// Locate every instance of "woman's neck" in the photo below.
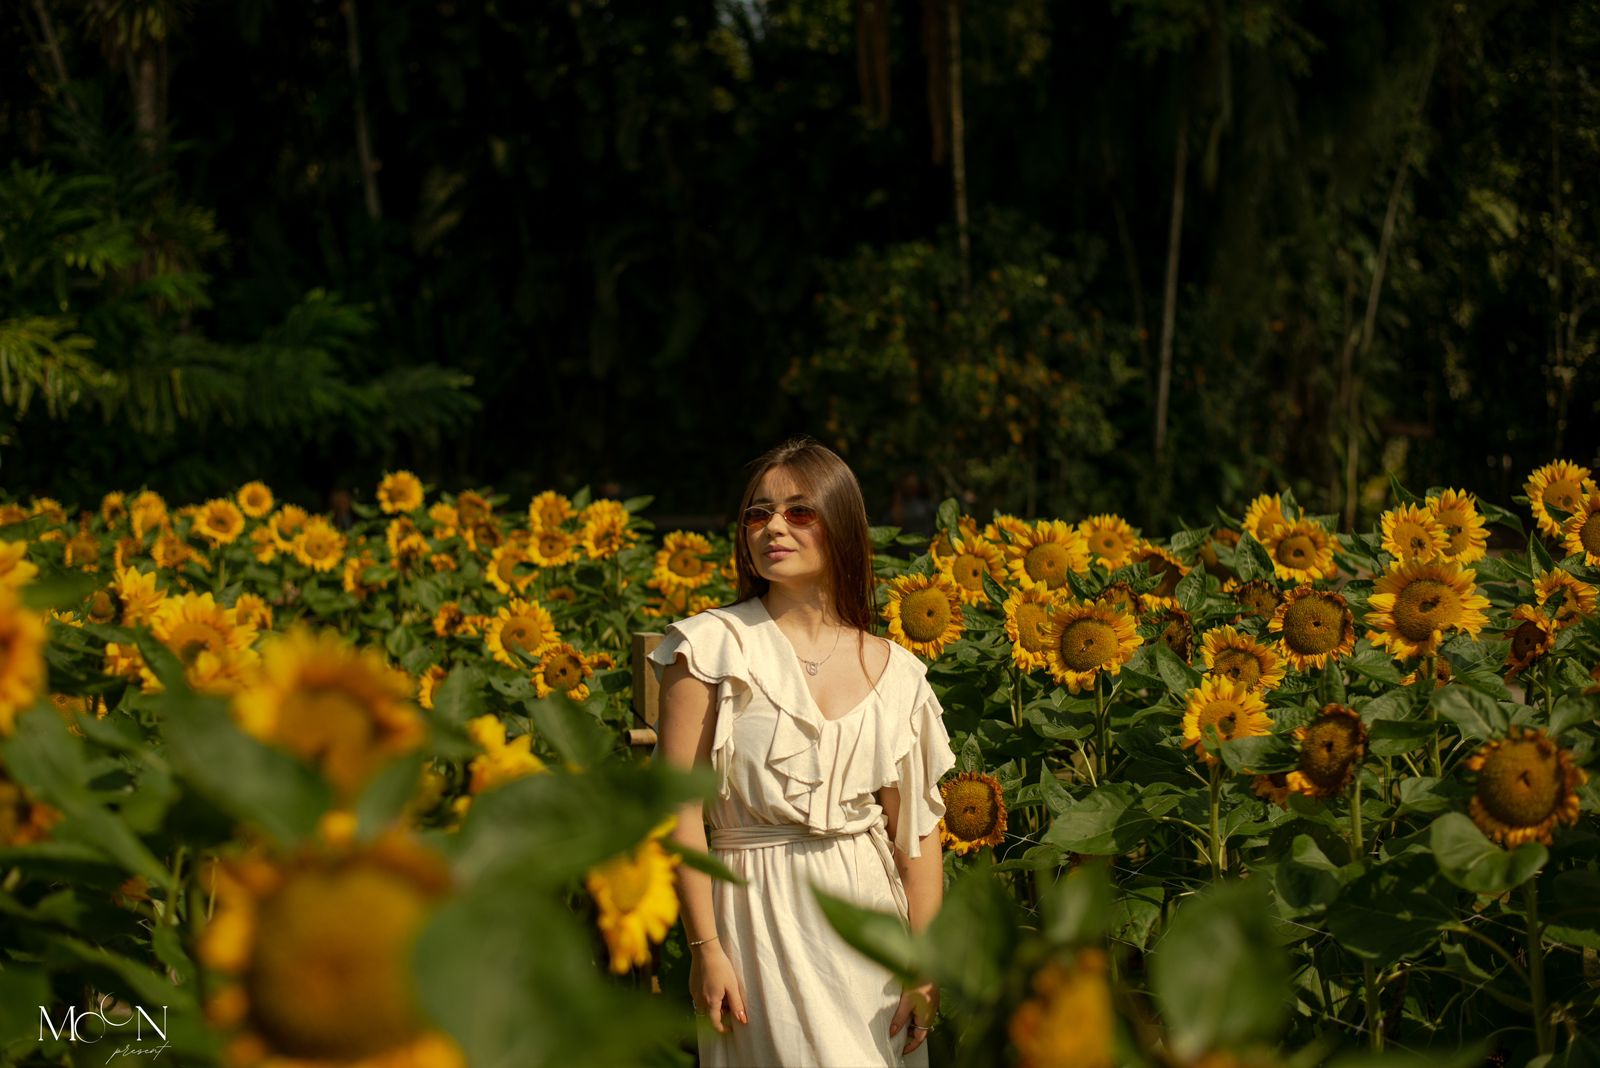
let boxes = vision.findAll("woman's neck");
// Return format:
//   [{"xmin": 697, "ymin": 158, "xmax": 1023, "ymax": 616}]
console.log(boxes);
[{"xmin": 761, "ymin": 582, "xmax": 847, "ymax": 643}]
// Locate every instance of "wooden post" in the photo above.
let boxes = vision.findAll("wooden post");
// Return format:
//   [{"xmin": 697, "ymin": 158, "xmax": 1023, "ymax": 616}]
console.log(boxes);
[{"xmin": 629, "ymin": 632, "xmax": 663, "ymax": 749}]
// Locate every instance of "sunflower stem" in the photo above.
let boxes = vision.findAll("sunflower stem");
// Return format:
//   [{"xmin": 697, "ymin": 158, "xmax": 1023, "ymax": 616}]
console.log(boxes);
[
  {"xmin": 1362, "ymin": 960, "xmax": 1384, "ymax": 1050},
  {"xmin": 1420, "ymin": 653, "xmax": 1441, "ymax": 778},
  {"xmin": 1207, "ymin": 761, "xmax": 1224, "ymax": 880},
  {"xmin": 1093, "ymin": 674, "xmax": 1108, "ymax": 782},
  {"xmin": 1525, "ymin": 877, "xmax": 1552, "ymax": 1055}
]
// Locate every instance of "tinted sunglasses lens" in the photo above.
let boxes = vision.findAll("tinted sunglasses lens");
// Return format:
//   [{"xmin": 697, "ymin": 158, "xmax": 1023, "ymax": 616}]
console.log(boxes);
[
  {"xmin": 787, "ymin": 506, "xmax": 819, "ymax": 527},
  {"xmin": 742, "ymin": 507, "xmax": 772, "ymax": 529}
]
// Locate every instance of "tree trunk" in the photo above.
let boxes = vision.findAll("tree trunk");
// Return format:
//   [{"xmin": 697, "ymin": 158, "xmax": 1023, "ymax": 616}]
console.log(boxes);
[
  {"xmin": 947, "ymin": 0, "xmax": 970, "ymax": 297},
  {"xmin": 342, "ymin": 0, "xmax": 383, "ymax": 222},
  {"xmin": 1153, "ymin": 112, "xmax": 1187, "ymax": 460}
]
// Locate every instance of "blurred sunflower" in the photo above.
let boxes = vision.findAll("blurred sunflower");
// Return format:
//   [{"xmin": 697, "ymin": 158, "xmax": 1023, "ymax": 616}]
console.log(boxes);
[
  {"xmin": 31, "ymin": 498, "xmax": 66, "ymax": 525},
  {"xmin": 454, "ymin": 490, "xmax": 492, "ymax": 527},
  {"xmin": 100, "ymin": 491, "xmax": 127, "ymax": 528},
  {"xmin": 1005, "ymin": 520, "xmax": 1090, "ymax": 593},
  {"xmin": 1095, "ymin": 581, "xmax": 1142, "ymax": 619},
  {"xmin": 1131, "ymin": 544, "xmax": 1189, "ymax": 601},
  {"xmin": 652, "ymin": 531, "xmax": 715, "ymax": 591},
  {"xmin": 1268, "ymin": 587, "xmax": 1354, "ymax": 672},
  {"xmin": 152, "ymin": 530, "xmax": 210, "ymax": 574},
  {"xmin": 463, "ymin": 714, "xmax": 547, "ymax": 794},
  {"xmin": 0, "ymin": 586, "xmax": 46, "ymax": 734},
  {"xmin": 103, "ymin": 641, "xmax": 146, "ymax": 686},
  {"xmin": 64, "ymin": 527, "xmax": 100, "ymax": 570},
  {"xmin": 1181, "ymin": 677, "xmax": 1272, "ymax": 764},
  {"xmin": 1466, "ymin": 727, "xmax": 1586, "ymax": 847},
  {"xmin": 426, "ymin": 502, "xmax": 459, "ymax": 538},
  {"xmin": 429, "ymin": 553, "xmax": 457, "ymax": 573},
  {"xmin": 1149, "ymin": 607, "xmax": 1195, "ymax": 663},
  {"xmin": 1044, "ymin": 601, "xmax": 1141, "ymax": 693},
  {"xmin": 883, "ymin": 572, "xmax": 966, "ymax": 659},
  {"xmin": 485, "ymin": 598, "xmax": 560, "ymax": 668},
  {"xmin": 1242, "ymin": 493, "xmax": 1291, "ymax": 543},
  {"xmin": 1428, "ymin": 489, "xmax": 1489, "ymax": 565},
  {"xmin": 233, "ymin": 626, "xmax": 424, "ymax": 800},
  {"xmin": 488, "ymin": 541, "xmax": 537, "ymax": 596},
  {"xmin": 587, "ymin": 824, "xmax": 682, "ymax": 976},
  {"xmin": 1286, "ymin": 704, "xmax": 1367, "ymax": 798},
  {"xmin": 0, "ymin": 542, "xmax": 39, "ymax": 590},
  {"xmin": 938, "ymin": 771, "xmax": 1007, "ymax": 854},
  {"xmin": 1003, "ymin": 585, "xmax": 1065, "ymax": 672},
  {"xmin": 237, "ymin": 481, "xmax": 275, "ymax": 519},
  {"xmin": 147, "ymin": 592, "xmax": 260, "ymax": 695},
  {"xmin": 1533, "ymin": 568, "xmax": 1597, "ymax": 629},
  {"xmin": 416, "ymin": 665, "xmax": 448, "ymax": 711},
  {"xmin": 533, "ymin": 642, "xmax": 598, "ymax": 701},
  {"xmin": 1561, "ymin": 492, "xmax": 1600, "ymax": 567},
  {"xmin": 197, "ymin": 832, "xmax": 463, "ymax": 1068},
  {"xmin": 0, "ymin": 504, "xmax": 25, "ymax": 526},
  {"xmin": 268, "ymin": 505, "xmax": 310, "ymax": 552},
  {"xmin": 580, "ymin": 501, "xmax": 635, "ymax": 560},
  {"xmin": 1399, "ymin": 656, "xmax": 1453, "ymax": 688},
  {"xmin": 377, "ymin": 471, "xmax": 425, "ymax": 514},
  {"xmin": 1503, "ymin": 605, "xmax": 1557, "ymax": 681},
  {"xmin": 129, "ymin": 491, "xmax": 168, "ymax": 538},
  {"xmin": 232, "ymin": 592, "xmax": 274, "ymax": 632},
  {"xmin": 1527, "ymin": 461, "xmax": 1597, "ymax": 540},
  {"xmin": 929, "ymin": 515, "xmax": 984, "ymax": 563},
  {"xmin": 1078, "ymin": 514, "xmax": 1140, "ymax": 570},
  {"xmin": 1364, "ymin": 558, "xmax": 1490, "ymax": 661},
  {"xmin": 982, "ymin": 513, "xmax": 1034, "ymax": 546},
  {"xmin": 195, "ymin": 499, "xmax": 247, "ymax": 547},
  {"xmin": 528, "ymin": 525, "xmax": 579, "ymax": 568},
  {"xmin": 1226, "ymin": 578, "xmax": 1282, "ymax": 621},
  {"xmin": 935, "ymin": 536, "xmax": 1007, "ymax": 606},
  {"xmin": 528, "ymin": 490, "xmax": 575, "ymax": 531},
  {"xmin": 1380, "ymin": 503, "xmax": 1448, "ymax": 562},
  {"xmin": 1252, "ymin": 772, "xmax": 1291, "ymax": 809},
  {"xmin": 113, "ymin": 535, "xmax": 145, "ymax": 570},
  {"xmin": 248, "ymin": 526, "xmax": 277, "ymax": 564},
  {"xmin": 294, "ymin": 518, "xmax": 347, "ymax": 573},
  {"xmin": 1008, "ymin": 949, "xmax": 1114, "ymax": 1068},
  {"xmin": 1199, "ymin": 625, "xmax": 1284, "ymax": 693},
  {"xmin": 0, "ymin": 766, "xmax": 61, "ymax": 846},
  {"xmin": 432, "ymin": 602, "xmax": 471, "ymax": 638},
  {"xmin": 112, "ymin": 566, "xmax": 165, "ymax": 626},
  {"xmin": 83, "ymin": 587, "xmax": 118, "ymax": 625},
  {"xmin": 384, "ymin": 517, "xmax": 422, "ymax": 560},
  {"xmin": 1262, "ymin": 518, "xmax": 1339, "ymax": 583}
]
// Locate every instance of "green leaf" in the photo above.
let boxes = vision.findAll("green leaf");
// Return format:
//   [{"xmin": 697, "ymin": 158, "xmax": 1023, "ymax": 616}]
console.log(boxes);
[
  {"xmin": 812, "ymin": 888, "xmax": 920, "ymax": 982},
  {"xmin": 923, "ymin": 862, "xmax": 1018, "ymax": 1003},
  {"xmin": 1550, "ymin": 693, "xmax": 1597, "ymax": 737},
  {"xmin": 981, "ymin": 569, "xmax": 1009, "ymax": 609},
  {"xmin": 20, "ymin": 569, "xmax": 99, "ymax": 611},
  {"xmin": 1367, "ymin": 719, "xmax": 1436, "ymax": 758},
  {"xmin": 132, "ymin": 627, "xmax": 186, "ymax": 692},
  {"xmin": 432, "ymin": 665, "xmax": 487, "ymax": 727},
  {"xmin": 1042, "ymin": 783, "xmax": 1155, "ymax": 854},
  {"xmin": 527, "ymin": 696, "xmax": 616, "ymax": 768},
  {"xmin": 0, "ymin": 966, "xmax": 52, "ymax": 1050},
  {"xmin": 659, "ymin": 838, "xmax": 746, "ymax": 885},
  {"xmin": 1324, "ymin": 853, "xmax": 1457, "ymax": 964},
  {"xmin": 355, "ymin": 752, "xmax": 428, "ymax": 839},
  {"xmin": 936, "ymin": 497, "xmax": 961, "ymax": 537},
  {"xmin": 1429, "ymin": 812, "xmax": 1547, "ymax": 894},
  {"xmin": 1274, "ymin": 835, "xmax": 1347, "ymax": 912},
  {"xmin": 1233, "ymin": 534, "xmax": 1275, "ymax": 583},
  {"xmin": 1431, "ymin": 684, "xmax": 1510, "ymax": 742},
  {"xmin": 1387, "ymin": 471, "xmax": 1420, "ymax": 506},
  {"xmin": 1174, "ymin": 567, "xmax": 1207, "ymax": 612},
  {"xmin": 1149, "ymin": 880, "xmax": 1291, "ymax": 1059},
  {"xmin": 1041, "ymin": 860, "xmax": 1112, "ymax": 945},
  {"xmin": 1218, "ymin": 734, "xmax": 1296, "ymax": 774},
  {"xmin": 1153, "ymin": 641, "xmax": 1201, "ymax": 695}
]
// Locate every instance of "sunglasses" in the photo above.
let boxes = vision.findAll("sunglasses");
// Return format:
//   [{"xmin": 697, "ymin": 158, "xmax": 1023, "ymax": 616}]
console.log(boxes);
[{"xmin": 741, "ymin": 504, "xmax": 821, "ymax": 530}]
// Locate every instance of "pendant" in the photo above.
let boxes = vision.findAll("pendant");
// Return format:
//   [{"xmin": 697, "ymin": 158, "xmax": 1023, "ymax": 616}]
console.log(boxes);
[{"xmin": 804, "ymin": 660, "xmax": 819, "ymax": 676}]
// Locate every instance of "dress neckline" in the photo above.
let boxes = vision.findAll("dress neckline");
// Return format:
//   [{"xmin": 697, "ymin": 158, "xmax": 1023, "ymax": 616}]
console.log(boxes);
[{"xmin": 752, "ymin": 596, "xmax": 895, "ymax": 725}]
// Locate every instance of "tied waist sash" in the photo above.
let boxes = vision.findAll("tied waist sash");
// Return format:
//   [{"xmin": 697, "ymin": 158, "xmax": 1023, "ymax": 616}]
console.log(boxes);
[{"xmin": 707, "ymin": 821, "xmax": 909, "ymax": 924}]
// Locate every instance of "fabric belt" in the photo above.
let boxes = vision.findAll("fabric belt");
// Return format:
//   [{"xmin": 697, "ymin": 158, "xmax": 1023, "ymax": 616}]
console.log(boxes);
[{"xmin": 707, "ymin": 822, "xmax": 909, "ymax": 924}]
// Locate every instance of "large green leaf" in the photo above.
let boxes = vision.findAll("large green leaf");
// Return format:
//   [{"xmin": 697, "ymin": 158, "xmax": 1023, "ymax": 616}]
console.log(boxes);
[
  {"xmin": 1429, "ymin": 812, "xmax": 1547, "ymax": 894},
  {"xmin": 811, "ymin": 888, "xmax": 921, "ymax": 983},
  {"xmin": 1042, "ymin": 783, "xmax": 1156, "ymax": 855}
]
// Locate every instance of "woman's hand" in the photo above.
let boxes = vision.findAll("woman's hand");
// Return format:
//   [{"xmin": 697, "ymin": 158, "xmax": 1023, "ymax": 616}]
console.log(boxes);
[
  {"xmin": 689, "ymin": 941, "xmax": 749, "ymax": 1035},
  {"xmin": 889, "ymin": 979, "xmax": 938, "ymax": 1056}
]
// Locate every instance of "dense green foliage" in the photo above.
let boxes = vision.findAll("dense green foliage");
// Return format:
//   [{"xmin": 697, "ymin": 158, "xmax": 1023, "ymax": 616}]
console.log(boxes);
[{"xmin": 2, "ymin": 0, "xmax": 1596, "ymax": 522}]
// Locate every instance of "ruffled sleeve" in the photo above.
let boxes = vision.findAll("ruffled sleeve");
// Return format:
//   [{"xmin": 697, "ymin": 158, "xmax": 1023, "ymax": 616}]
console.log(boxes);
[
  {"xmin": 886, "ymin": 673, "xmax": 958, "ymax": 859},
  {"xmin": 645, "ymin": 610, "xmax": 749, "ymax": 799}
]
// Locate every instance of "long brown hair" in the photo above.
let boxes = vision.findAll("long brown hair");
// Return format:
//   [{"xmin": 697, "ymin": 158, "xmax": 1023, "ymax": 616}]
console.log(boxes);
[{"xmin": 733, "ymin": 436, "xmax": 879, "ymax": 637}]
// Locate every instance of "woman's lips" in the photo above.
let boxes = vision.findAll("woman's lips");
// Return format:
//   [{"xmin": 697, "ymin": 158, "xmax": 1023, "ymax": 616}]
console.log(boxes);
[{"xmin": 764, "ymin": 548, "xmax": 795, "ymax": 559}]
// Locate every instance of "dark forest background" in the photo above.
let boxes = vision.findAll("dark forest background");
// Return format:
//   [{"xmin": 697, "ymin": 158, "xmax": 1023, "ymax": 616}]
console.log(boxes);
[{"xmin": 2, "ymin": 0, "xmax": 1596, "ymax": 531}]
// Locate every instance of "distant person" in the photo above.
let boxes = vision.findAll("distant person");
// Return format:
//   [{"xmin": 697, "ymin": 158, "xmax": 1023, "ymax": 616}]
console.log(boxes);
[
  {"xmin": 329, "ymin": 487, "xmax": 355, "ymax": 531},
  {"xmin": 886, "ymin": 471, "xmax": 935, "ymax": 536}
]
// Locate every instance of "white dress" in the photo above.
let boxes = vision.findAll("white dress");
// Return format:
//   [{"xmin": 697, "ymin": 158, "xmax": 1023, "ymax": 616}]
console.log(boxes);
[{"xmin": 647, "ymin": 596, "xmax": 958, "ymax": 1068}]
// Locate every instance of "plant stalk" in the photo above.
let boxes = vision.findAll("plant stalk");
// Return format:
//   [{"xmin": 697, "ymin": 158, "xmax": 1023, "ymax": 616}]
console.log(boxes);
[
  {"xmin": 1350, "ymin": 772, "xmax": 1364, "ymax": 861},
  {"xmin": 1207, "ymin": 760, "xmax": 1224, "ymax": 880},
  {"xmin": 1363, "ymin": 960, "xmax": 1384, "ymax": 1050},
  {"xmin": 1526, "ymin": 878, "xmax": 1552, "ymax": 1054}
]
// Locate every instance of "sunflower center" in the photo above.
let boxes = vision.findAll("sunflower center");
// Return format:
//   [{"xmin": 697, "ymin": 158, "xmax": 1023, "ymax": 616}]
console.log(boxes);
[
  {"xmin": 1543, "ymin": 479, "xmax": 1582, "ymax": 513},
  {"xmin": 544, "ymin": 653, "xmax": 582, "ymax": 688},
  {"xmin": 668, "ymin": 549, "xmax": 705, "ymax": 578},
  {"xmin": 1581, "ymin": 514, "xmax": 1600, "ymax": 555},
  {"xmin": 901, "ymin": 589, "xmax": 952, "ymax": 642},
  {"xmin": 1058, "ymin": 619, "xmax": 1116, "ymax": 672},
  {"xmin": 1282, "ymin": 595, "xmax": 1344, "ymax": 655},
  {"xmin": 952, "ymin": 554, "xmax": 985, "ymax": 592},
  {"xmin": 943, "ymin": 779, "xmax": 1000, "ymax": 842},
  {"xmin": 1212, "ymin": 648, "xmax": 1261, "ymax": 689},
  {"xmin": 502, "ymin": 618, "xmax": 547, "ymax": 655},
  {"xmin": 1394, "ymin": 522, "xmax": 1431, "ymax": 555},
  {"xmin": 278, "ymin": 685, "xmax": 382, "ymax": 789},
  {"xmin": 1276, "ymin": 535, "xmax": 1315, "ymax": 567},
  {"xmin": 1092, "ymin": 533, "xmax": 1124, "ymax": 558},
  {"xmin": 304, "ymin": 534, "xmax": 336, "ymax": 560},
  {"xmin": 1477, "ymin": 740, "xmax": 1562, "ymax": 827},
  {"xmin": 1238, "ymin": 581, "xmax": 1281, "ymax": 617},
  {"xmin": 1300, "ymin": 716, "xmax": 1362, "ymax": 787},
  {"xmin": 1392, "ymin": 579, "xmax": 1455, "ymax": 641},
  {"xmin": 1014, "ymin": 603, "xmax": 1050, "ymax": 651},
  {"xmin": 249, "ymin": 866, "xmax": 431, "ymax": 1060},
  {"xmin": 166, "ymin": 622, "xmax": 225, "ymax": 665},
  {"xmin": 1510, "ymin": 620, "xmax": 1550, "ymax": 661},
  {"xmin": 1197, "ymin": 701, "xmax": 1242, "ymax": 743},
  {"xmin": 1024, "ymin": 544, "xmax": 1071, "ymax": 587}
]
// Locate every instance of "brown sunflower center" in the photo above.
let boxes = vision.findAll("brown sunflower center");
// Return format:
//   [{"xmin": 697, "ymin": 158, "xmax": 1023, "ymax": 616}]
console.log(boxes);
[
  {"xmin": 1024, "ymin": 543, "xmax": 1071, "ymax": 588},
  {"xmin": 1581, "ymin": 514, "xmax": 1600, "ymax": 556},
  {"xmin": 207, "ymin": 512, "xmax": 233, "ymax": 533},
  {"xmin": 1091, "ymin": 533, "xmax": 1124, "ymax": 558},
  {"xmin": 1282, "ymin": 595, "xmax": 1345, "ymax": 655},
  {"xmin": 1058, "ymin": 618, "xmax": 1116, "ymax": 672},
  {"xmin": 1510, "ymin": 620, "xmax": 1551, "ymax": 662},
  {"xmin": 1476, "ymin": 740, "xmax": 1562, "ymax": 828},
  {"xmin": 502, "ymin": 618, "xmax": 547, "ymax": 655},
  {"xmin": 943, "ymin": 779, "xmax": 1001, "ymax": 842},
  {"xmin": 1237, "ymin": 581, "xmax": 1281, "ymax": 617},
  {"xmin": 303, "ymin": 534, "xmax": 337, "ymax": 560},
  {"xmin": 952, "ymin": 554, "xmax": 985, "ymax": 591},
  {"xmin": 1300, "ymin": 715, "xmax": 1363, "ymax": 788},
  {"xmin": 1212, "ymin": 648, "xmax": 1261, "ymax": 689},
  {"xmin": 166, "ymin": 622, "xmax": 225, "ymax": 664},
  {"xmin": 1543, "ymin": 479, "xmax": 1583, "ymax": 513},
  {"xmin": 1197, "ymin": 700, "xmax": 1242, "ymax": 742},
  {"xmin": 1014, "ymin": 602, "xmax": 1051, "ymax": 651},
  {"xmin": 901, "ymin": 588, "xmax": 953, "ymax": 642},
  {"xmin": 1393, "ymin": 521, "xmax": 1431, "ymax": 555},
  {"xmin": 1276, "ymin": 535, "xmax": 1316, "ymax": 567},
  {"xmin": 1392, "ymin": 579, "xmax": 1456, "ymax": 641},
  {"xmin": 544, "ymin": 653, "xmax": 582, "ymax": 688},
  {"xmin": 1159, "ymin": 618, "xmax": 1192, "ymax": 659},
  {"xmin": 249, "ymin": 866, "xmax": 431, "ymax": 1060}
]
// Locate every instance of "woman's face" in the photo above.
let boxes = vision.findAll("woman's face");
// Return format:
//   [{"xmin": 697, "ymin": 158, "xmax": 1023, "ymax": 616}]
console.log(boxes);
[{"xmin": 747, "ymin": 467, "xmax": 828, "ymax": 590}]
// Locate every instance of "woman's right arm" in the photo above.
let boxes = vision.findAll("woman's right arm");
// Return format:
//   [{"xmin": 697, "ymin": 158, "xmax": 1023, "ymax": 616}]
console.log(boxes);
[{"xmin": 656, "ymin": 656, "xmax": 749, "ymax": 1034}]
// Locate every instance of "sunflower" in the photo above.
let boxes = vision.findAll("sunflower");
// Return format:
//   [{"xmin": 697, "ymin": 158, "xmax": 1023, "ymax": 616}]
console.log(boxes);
[
  {"xmin": 485, "ymin": 598, "xmax": 560, "ymax": 668},
  {"xmin": 429, "ymin": 553, "xmax": 457, "ymax": 573},
  {"xmin": 424, "ymin": 502, "xmax": 458, "ymax": 536},
  {"xmin": 983, "ymin": 513, "xmax": 1035, "ymax": 546},
  {"xmin": 1199, "ymin": 527, "xmax": 1241, "ymax": 579},
  {"xmin": 936, "ymin": 536, "xmax": 1008, "ymax": 606},
  {"xmin": 454, "ymin": 490, "xmax": 492, "ymax": 527},
  {"xmin": 938, "ymin": 771, "xmax": 1007, "ymax": 854},
  {"xmin": 533, "ymin": 642, "xmax": 599, "ymax": 702},
  {"xmin": 1044, "ymin": 601, "xmax": 1142, "ymax": 694},
  {"xmin": 1268, "ymin": 587, "xmax": 1355, "ymax": 672},
  {"xmin": 464, "ymin": 714, "xmax": 548, "ymax": 793},
  {"xmin": 1008, "ymin": 949, "xmax": 1114, "ymax": 1068},
  {"xmin": 236, "ymin": 481, "xmax": 275, "ymax": 519},
  {"xmin": 1466, "ymin": 727, "xmax": 1587, "ymax": 847},
  {"xmin": 377, "ymin": 471, "xmax": 425, "ymax": 514},
  {"xmin": 1363, "ymin": 558, "xmax": 1491, "ymax": 661},
  {"xmin": 147, "ymin": 592, "xmax": 260, "ymax": 695},
  {"xmin": 1131, "ymin": 544, "xmax": 1189, "ymax": 600},
  {"xmin": 246, "ymin": 526, "xmax": 276, "ymax": 565},
  {"xmin": 1380, "ymin": 503, "xmax": 1449, "ymax": 562},
  {"xmin": 129, "ymin": 491, "xmax": 169, "ymax": 538},
  {"xmin": 0, "ymin": 504, "xmax": 26, "ymax": 527},
  {"xmin": 1399, "ymin": 656, "xmax": 1454, "ymax": 688},
  {"xmin": 103, "ymin": 641, "xmax": 146, "ymax": 686},
  {"xmin": 30, "ymin": 498, "xmax": 66, "ymax": 525},
  {"xmin": 294, "ymin": 518, "xmax": 347, "ymax": 573},
  {"xmin": 1252, "ymin": 772, "xmax": 1292, "ymax": 809},
  {"xmin": 268, "ymin": 505, "xmax": 310, "ymax": 551},
  {"xmin": 1003, "ymin": 584, "xmax": 1066, "ymax": 672},
  {"xmin": 0, "ymin": 542, "xmax": 39, "ymax": 590},
  {"xmin": 1181, "ymin": 677, "xmax": 1273, "ymax": 764},
  {"xmin": 197, "ymin": 831, "xmax": 463, "ymax": 1068},
  {"xmin": 463, "ymin": 520, "xmax": 503, "ymax": 556},
  {"xmin": 100, "ymin": 492, "xmax": 127, "ymax": 528},
  {"xmin": 83, "ymin": 587, "xmax": 118, "ymax": 625},
  {"xmin": 587, "ymin": 832, "xmax": 681, "ymax": 975},
  {"xmin": 185, "ymin": 501, "xmax": 242, "ymax": 549},
  {"xmin": 0, "ymin": 586, "xmax": 47, "ymax": 735},
  {"xmin": 651, "ymin": 531, "xmax": 715, "ymax": 591},
  {"xmin": 929, "ymin": 515, "xmax": 984, "ymax": 564},
  {"xmin": 112, "ymin": 566, "xmax": 165, "ymax": 626},
  {"xmin": 1533, "ymin": 568, "xmax": 1597, "ymax": 629},
  {"xmin": 1526, "ymin": 461, "xmax": 1597, "ymax": 540},
  {"xmin": 416, "ymin": 665, "xmax": 449, "ymax": 711},
  {"xmin": 1504, "ymin": 604, "xmax": 1557, "ymax": 680},
  {"xmin": 1149, "ymin": 607, "xmax": 1195, "ymax": 663},
  {"xmin": 1285, "ymin": 704, "xmax": 1367, "ymax": 798},
  {"xmin": 1227, "ymin": 578, "xmax": 1283, "ymax": 621},
  {"xmin": 1262, "ymin": 518, "xmax": 1340, "ymax": 583},
  {"xmin": 230, "ymin": 593, "xmax": 272, "ymax": 632},
  {"xmin": 432, "ymin": 602, "xmax": 472, "ymax": 638},
  {"xmin": 528, "ymin": 490, "xmax": 576, "ymax": 531},
  {"xmin": 152, "ymin": 530, "xmax": 210, "ymax": 574},
  {"xmin": 1005, "ymin": 520, "xmax": 1091, "ymax": 593},
  {"xmin": 1428, "ymin": 489, "xmax": 1489, "ymax": 565},
  {"xmin": 884, "ymin": 572, "xmax": 966, "ymax": 660},
  {"xmin": 1199, "ymin": 625, "xmax": 1285, "ymax": 693},
  {"xmin": 233, "ymin": 626, "xmax": 424, "ymax": 800},
  {"xmin": 1095, "ymin": 581, "xmax": 1142, "ymax": 619},
  {"xmin": 580, "ymin": 502, "xmax": 636, "ymax": 561},
  {"xmin": 1242, "ymin": 493, "xmax": 1291, "ymax": 543},
  {"xmin": 1079, "ymin": 514, "xmax": 1140, "ymax": 570},
  {"xmin": 1561, "ymin": 492, "xmax": 1600, "ymax": 567},
  {"xmin": 488, "ymin": 541, "xmax": 537, "ymax": 596},
  {"xmin": 0, "ymin": 767, "xmax": 62, "ymax": 846},
  {"xmin": 64, "ymin": 529, "xmax": 101, "ymax": 570}
]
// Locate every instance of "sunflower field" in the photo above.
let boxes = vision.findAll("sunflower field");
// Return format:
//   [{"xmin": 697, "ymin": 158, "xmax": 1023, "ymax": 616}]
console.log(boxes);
[{"xmin": 0, "ymin": 463, "xmax": 1597, "ymax": 1067}]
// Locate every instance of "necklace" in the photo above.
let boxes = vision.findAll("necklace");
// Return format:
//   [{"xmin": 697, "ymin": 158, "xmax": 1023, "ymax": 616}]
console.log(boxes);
[{"xmin": 795, "ymin": 625, "xmax": 843, "ymax": 676}]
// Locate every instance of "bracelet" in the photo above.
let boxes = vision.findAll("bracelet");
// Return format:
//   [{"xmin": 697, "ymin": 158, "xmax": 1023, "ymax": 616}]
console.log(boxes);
[{"xmin": 688, "ymin": 934, "xmax": 719, "ymax": 947}]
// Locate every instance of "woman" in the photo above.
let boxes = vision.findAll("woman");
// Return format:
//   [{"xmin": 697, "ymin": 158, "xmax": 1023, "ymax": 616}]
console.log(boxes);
[{"xmin": 648, "ymin": 436, "xmax": 957, "ymax": 1066}]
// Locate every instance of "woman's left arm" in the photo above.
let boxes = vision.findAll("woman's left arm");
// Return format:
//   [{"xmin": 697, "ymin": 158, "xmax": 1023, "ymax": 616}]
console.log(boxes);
[{"xmin": 878, "ymin": 784, "xmax": 942, "ymax": 1056}]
